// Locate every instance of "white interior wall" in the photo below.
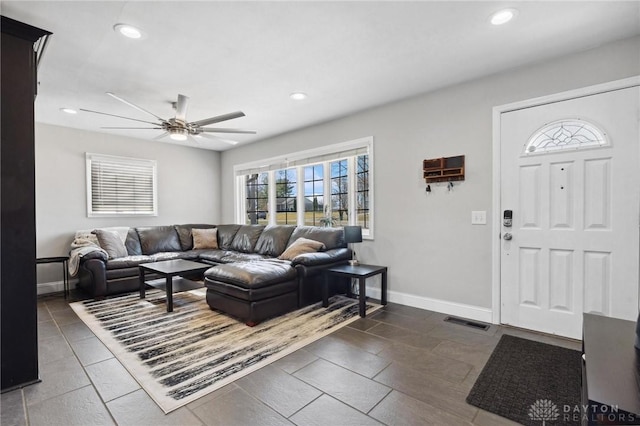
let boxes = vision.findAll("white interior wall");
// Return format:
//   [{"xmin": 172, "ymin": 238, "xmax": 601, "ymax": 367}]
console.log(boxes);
[
  {"xmin": 220, "ymin": 36, "xmax": 640, "ymax": 321},
  {"xmin": 35, "ymin": 124, "xmax": 221, "ymax": 292}
]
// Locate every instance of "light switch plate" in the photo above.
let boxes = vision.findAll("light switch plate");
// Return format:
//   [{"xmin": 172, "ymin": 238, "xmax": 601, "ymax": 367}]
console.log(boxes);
[{"xmin": 472, "ymin": 210, "xmax": 487, "ymax": 225}]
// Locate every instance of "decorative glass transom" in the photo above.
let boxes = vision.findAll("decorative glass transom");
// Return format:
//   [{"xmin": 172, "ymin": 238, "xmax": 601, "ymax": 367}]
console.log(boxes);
[{"xmin": 524, "ymin": 119, "xmax": 608, "ymax": 155}]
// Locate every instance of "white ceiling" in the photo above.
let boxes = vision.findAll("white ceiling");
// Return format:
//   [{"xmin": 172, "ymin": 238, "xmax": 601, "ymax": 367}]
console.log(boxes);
[{"xmin": 2, "ymin": 1, "xmax": 639, "ymax": 151}]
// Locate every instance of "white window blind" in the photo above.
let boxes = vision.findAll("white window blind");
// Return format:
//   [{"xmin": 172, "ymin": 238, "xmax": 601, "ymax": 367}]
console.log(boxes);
[{"xmin": 86, "ymin": 153, "xmax": 157, "ymax": 216}]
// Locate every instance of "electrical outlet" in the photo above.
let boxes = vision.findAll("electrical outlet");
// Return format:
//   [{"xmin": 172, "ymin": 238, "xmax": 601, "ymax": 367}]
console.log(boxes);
[{"xmin": 472, "ymin": 210, "xmax": 487, "ymax": 225}]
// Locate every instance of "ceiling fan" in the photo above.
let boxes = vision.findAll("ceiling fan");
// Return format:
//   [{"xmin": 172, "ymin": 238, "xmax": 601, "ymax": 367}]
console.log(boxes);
[{"xmin": 80, "ymin": 92, "xmax": 255, "ymax": 145}]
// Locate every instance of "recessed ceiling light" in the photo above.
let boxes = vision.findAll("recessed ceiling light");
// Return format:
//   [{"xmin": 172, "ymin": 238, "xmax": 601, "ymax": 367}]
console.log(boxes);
[
  {"xmin": 290, "ymin": 92, "xmax": 308, "ymax": 101},
  {"xmin": 490, "ymin": 9, "xmax": 517, "ymax": 25},
  {"xmin": 113, "ymin": 23, "xmax": 143, "ymax": 39},
  {"xmin": 60, "ymin": 108, "xmax": 77, "ymax": 114}
]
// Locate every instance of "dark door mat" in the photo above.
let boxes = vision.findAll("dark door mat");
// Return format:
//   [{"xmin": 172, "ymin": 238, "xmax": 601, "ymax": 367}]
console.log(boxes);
[{"xmin": 466, "ymin": 334, "xmax": 582, "ymax": 425}]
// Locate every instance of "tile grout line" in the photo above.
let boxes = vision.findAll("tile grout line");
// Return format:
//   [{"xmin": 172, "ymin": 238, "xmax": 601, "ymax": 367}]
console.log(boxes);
[
  {"xmin": 21, "ymin": 388, "xmax": 30, "ymax": 426},
  {"xmin": 51, "ymin": 297, "xmax": 121, "ymax": 426}
]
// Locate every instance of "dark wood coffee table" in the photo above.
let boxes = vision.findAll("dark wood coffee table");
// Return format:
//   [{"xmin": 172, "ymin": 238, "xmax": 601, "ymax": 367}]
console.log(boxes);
[
  {"xmin": 323, "ymin": 264, "xmax": 387, "ymax": 317},
  {"xmin": 139, "ymin": 259, "xmax": 211, "ymax": 312}
]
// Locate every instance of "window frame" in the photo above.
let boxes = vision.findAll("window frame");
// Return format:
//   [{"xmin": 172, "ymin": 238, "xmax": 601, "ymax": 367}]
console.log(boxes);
[
  {"xmin": 330, "ymin": 158, "xmax": 349, "ymax": 227},
  {"xmin": 86, "ymin": 153, "xmax": 158, "ymax": 218},
  {"xmin": 274, "ymin": 168, "xmax": 298, "ymax": 225},
  {"xmin": 234, "ymin": 137, "xmax": 374, "ymax": 239}
]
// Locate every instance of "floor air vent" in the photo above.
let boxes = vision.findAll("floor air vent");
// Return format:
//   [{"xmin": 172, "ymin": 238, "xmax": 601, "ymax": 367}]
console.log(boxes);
[{"xmin": 444, "ymin": 316, "xmax": 490, "ymax": 331}]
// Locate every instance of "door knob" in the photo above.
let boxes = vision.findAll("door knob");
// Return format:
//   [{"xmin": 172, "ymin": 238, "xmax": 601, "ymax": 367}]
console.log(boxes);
[{"xmin": 503, "ymin": 233, "xmax": 513, "ymax": 240}]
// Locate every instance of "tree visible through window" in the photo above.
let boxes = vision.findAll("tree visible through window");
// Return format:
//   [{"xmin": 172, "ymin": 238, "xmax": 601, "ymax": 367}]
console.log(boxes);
[
  {"xmin": 356, "ymin": 155, "xmax": 369, "ymax": 229},
  {"xmin": 304, "ymin": 165, "xmax": 324, "ymax": 226},
  {"xmin": 275, "ymin": 169, "xmax": 297, "ymax": 225},
  {"xmin": 331, "ymin": 160, "xmax": 348, "ymax": 227},
  {"xmin": 236, "ymin": 137, "xmax": 373, "ymax": 237},
  {"xmin": 246, "ymin": 172, "xmax": 268, "ymax": 224}
]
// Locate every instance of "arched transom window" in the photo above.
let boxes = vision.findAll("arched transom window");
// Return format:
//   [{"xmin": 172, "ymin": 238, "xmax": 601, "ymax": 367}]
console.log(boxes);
[{"xmin": 524, "ymin": 119, "xmax": 608, "ymax": 155}]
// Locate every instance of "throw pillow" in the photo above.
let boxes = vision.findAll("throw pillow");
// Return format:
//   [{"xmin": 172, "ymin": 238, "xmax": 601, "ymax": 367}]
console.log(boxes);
[
  {"xmin": 278, "ymin": 237, "xmax": 325, "ymax": 260},
  {"xmin": 193, "ymin": 228, "xmax": 219, "ymax": 250},
  {"xmin": 93, "ymin": 229, "xmax": 128, "ymax": 259}
]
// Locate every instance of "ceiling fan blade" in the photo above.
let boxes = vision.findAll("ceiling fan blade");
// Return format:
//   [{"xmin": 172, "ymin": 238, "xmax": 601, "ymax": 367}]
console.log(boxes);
[
  {"xmin": 197, "ymin": 133, "xmax": 239, "ymax": 145},
  {"xmin": 106, "ymin": 92, "xmax": 167, "ymax": 123},
  {"xmin": 153, "ymin": 132, "xmax": 169, "ymax": 140},
  {"xmin": 191, "ymin": 111, "xmax": 245, "ymax": 127},
  {"xmin": 200, "ymin": 127, "xmax": 256, "ymax": 134},
  {"xmin": 175, "ymin": 94, "xmax": 189, "ymax": 123},
  {"xmin": 80, "ymin": 108, "xmax": 162, "ymax": 126},
  {"xmin": 100, "ymin": 127, "xmax": 163, "ymax": 129}
]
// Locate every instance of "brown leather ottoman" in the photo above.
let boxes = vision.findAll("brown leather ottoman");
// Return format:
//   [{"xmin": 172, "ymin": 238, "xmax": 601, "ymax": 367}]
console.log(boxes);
[{"xmin": 204, "ymin": 259, "xmax": 298, "ymax": 326}]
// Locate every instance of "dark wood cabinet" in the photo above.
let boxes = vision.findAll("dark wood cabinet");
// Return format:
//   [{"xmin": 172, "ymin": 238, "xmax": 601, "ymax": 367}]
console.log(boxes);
[{"xmin": 1, "ymin": 16, "xmax": 51, "ymax": 391}]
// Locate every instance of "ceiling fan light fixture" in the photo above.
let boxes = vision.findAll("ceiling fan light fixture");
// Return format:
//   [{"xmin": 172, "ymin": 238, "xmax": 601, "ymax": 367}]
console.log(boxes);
[
  {"xmin": 114, "ymin": 23, "xmax": 143, "ymax": 39},
  {"xmin": 169, "ymin": 128, "xmax": 187, "ymax": 141},
  {"xmin": 490, "ymin": 9, "xmax": 517, "ymax": 25},
  {"xmin": 290, "ymin": 92, "xmax": 308, "ymax": 101}
]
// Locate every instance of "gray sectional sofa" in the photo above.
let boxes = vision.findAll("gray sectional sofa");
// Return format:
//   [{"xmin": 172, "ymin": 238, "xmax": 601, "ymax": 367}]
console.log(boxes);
[{"xmin": 75, "ymin": 224, "xmax": 352, "ymax": 324}]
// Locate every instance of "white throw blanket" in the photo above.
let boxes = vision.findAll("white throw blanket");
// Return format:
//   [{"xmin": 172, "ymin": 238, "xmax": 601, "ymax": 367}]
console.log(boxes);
[{"xmin": 68, "ymin": 237, "xmax": 108, "ymax": 277}]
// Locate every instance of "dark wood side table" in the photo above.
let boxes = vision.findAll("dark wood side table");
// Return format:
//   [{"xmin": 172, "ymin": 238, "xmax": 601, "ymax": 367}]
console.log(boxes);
[
  {"xmin": 36, "ymin": 256, "xmax": 70, "ymax": 298},
  {"xmin": 323, "ymin": 264, "xmax": 387, "ymax": 317},
  {"xmin": 139, "ymin": 259, "xmax": 211, "ymax": 312},
  {"xmin": 582, "ymin": 313, "xmax": 640, "ymax": 425}
]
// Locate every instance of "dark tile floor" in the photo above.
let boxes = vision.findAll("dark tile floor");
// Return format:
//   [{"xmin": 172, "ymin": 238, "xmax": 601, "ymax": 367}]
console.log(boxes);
[{"xmin": 1, "ymin": 291, "xmax": 581, "ymax": 426}]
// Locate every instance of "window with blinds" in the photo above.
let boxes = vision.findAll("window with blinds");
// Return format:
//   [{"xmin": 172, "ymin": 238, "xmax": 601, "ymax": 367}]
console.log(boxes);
[{"xmin": 86, "ymin": 153, "xmax": 157, "ymax": 216}]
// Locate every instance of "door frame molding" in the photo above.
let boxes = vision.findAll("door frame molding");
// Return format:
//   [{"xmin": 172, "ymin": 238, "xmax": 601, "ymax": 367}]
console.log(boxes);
[{"xmin": 491, "ymin": 76, "xmax": 640, "ymax": 324}]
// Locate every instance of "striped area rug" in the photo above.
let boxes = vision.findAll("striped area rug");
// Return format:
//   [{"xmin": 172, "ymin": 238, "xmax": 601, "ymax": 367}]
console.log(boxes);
[{"xmin": 70, "ymin": 289, "xmax": 381, "ymax": 413}]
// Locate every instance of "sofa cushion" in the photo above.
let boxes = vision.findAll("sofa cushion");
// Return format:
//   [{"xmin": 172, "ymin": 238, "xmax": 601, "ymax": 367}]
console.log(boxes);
[
  {"xmin": 174, "ymin": 224, "xmax": 216, "ymax": 250},
  {"xmin": 136, "ymin": 226, "xmax": 182, "ymax": 255},
  {"xmin": 229, "ymin": 225, "xmax": 265, "ymax": 253},
  {"xmin": 125, "ymin": 228, "xmax": 142, "ymax": 256},
  {"xmin": 177, "ymin": 250, "xmax": 204, "ymax": 261},
  {"xmin": 288, "ymin": 226, "xmax": 345, "ymax": 250},
  {"xmin": 150, "ymin": 252, "xmax": 194, "ymax": 262},
  {"xmin": 193, "ymin": 228, "xmax": 219, "ymax": 250},
  {"xmin": 206, "ymin": 278, "xmax": 297, "ymax": 302},
  {"xmin": 216, "ymin": 224, "xmax": 242, "ymax": 250},
  {"xmin": 94, "ymin": 229, "xmax": 128, "ymax": 259},
  {"xmin": 106, "ymin": 255, "xmax": 154, "ymax": 270},
  {"xmin": 196, "ymin": 249, "xmax": 230, "ymax": 263},
  {"xmin": 220, "ymin": 252, "xmax": 270, "ymax": 263},
  {"xmin": 204, "ymin": 259, "xmax": 296, "ymax": 289},
  {"xmin": 278, "ymin": 237, "xmax": 325, "ymax": 260},
  {"xmin": 254, "ymin": 225, "xmax": 296, "ymax": 257}
]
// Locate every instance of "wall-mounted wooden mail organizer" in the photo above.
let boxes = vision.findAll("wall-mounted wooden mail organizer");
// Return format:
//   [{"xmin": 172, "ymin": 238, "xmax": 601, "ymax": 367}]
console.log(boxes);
[{"xmin": 423, "ymin": 155, "xmax": 465, "ymax": 183}]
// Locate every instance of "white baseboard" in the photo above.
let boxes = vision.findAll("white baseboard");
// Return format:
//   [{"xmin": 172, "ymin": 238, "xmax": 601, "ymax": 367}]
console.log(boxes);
[
  {"xmin": 365, "ymin": 285, "xmax": 494, "ymax": 324},
  {"xmin": 38, "ymin": 279, "xmax": 493, "ymax": 323},
  {"xmin": 37, "ymin": 279, "xmax": 76, "ymax": 295}
]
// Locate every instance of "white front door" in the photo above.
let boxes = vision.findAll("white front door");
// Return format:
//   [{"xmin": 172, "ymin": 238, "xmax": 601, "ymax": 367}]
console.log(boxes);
[{"xmin": 500, "ymin": 86, "xmax": 639, "ymax": 339}]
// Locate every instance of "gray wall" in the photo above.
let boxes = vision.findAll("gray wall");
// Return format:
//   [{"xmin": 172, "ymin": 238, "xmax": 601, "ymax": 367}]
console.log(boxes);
[
  {"xmin": 35, "ymin": 124, "xmax": 221, "ymax": 291},
  {"xmin": 219, "ymin": 36, "xmax": 640, "ymax": 318}
]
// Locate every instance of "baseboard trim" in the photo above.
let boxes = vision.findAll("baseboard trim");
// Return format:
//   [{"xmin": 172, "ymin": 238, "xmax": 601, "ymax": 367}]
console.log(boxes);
[
  {"xmin": 37, "ymin": 279, "xmax": 76, "ymax": 295},
  {"xmin": 38, "ymin": 279, "xmax": 493, "ymax": 322},
  {"xmin": 365, "ymin": 286, "xmax": 494, "ymax": 323}
]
